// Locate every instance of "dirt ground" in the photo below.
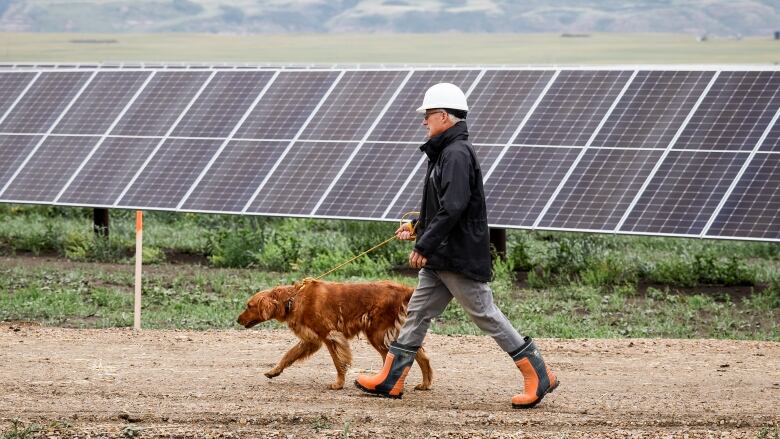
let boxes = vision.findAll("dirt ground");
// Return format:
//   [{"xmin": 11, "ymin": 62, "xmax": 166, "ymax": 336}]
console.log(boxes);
[{"xmin": 1, "ymin": 323, "xmax": 778, "ymax": 438}]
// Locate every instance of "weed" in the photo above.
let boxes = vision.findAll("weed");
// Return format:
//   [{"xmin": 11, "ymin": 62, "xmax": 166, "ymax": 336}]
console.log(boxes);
[
  {"xmin": 755, "ymin": 426, "xmax": 780, "ymax": 439},
  {"xmin": 340, "ymin": 420, "xmax": 351, "ymax": 439},
  {"xmin": 310, "ymin": 414, "xmax": 331, "ymax": 432},
  {"xmin": 0, "ymin": 419, "xmax": 40, "ymax": 439}
]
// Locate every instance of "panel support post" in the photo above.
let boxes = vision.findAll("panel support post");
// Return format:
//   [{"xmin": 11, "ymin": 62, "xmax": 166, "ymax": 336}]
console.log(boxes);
[
  {"xmin": 490, "ymin": 227, "xmax": 507, "ymax": 261},
  {"xmin": 133, "ymin": 211, "xmax": 143, "ymax": 331},
  {"xmin": 93, "ymin": 208, "xmax": 109, "ymax": 238}
]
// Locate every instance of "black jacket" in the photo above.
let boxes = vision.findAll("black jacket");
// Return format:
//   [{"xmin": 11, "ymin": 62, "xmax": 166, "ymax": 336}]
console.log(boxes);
[{"xmin": 413, "ymin": 121, "xmax": 492, "ymax": 282}]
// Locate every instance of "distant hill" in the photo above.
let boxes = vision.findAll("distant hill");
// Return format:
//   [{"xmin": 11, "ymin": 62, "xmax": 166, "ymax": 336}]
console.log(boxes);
[{"xmin": 1, "ymin": 0, "xmax": 779, "ymax": 36}]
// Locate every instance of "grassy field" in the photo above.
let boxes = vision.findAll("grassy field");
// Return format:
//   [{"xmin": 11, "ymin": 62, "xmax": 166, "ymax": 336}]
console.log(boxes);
[
  {"xmin": 0, "ymin": 206, "xmax": 778, "ymax": 340},
  {"xmin": 2, "ymin": 32, "xmax": 780, "ymax": 64}
]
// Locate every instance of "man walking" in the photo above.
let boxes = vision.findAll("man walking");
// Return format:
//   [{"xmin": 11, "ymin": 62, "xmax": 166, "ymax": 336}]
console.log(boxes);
[{"xmin": 355, "ymin": 83, "xmax": 559, "ymax": 408}]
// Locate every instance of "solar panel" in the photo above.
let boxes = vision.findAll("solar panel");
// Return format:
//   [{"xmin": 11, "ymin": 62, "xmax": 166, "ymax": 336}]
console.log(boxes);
[
  {"xmin": 0, "ymin": 66, "xmax": 778, "ymax": 242},
  {"xmin": 53, "ymin": 71, "xmax": 152, "ymax": 135},
  {"xmin": 314, "ymin": 141, "xmax": 424, "ymax": 218},
  {"xmin": 592, "ymin": 71, "xmax": 715, "ymax": 149},
  {"xmin": 111, "ymin": 71, "xmax": 211, "ymax": 136},
  {"xmin": 619, "ymin": 151, "xmax": 748, "ymax": 235},
  {"xmin": 673, "ymin": 71, "xmax": 780, "ymax": 151},
  {"xmin": 0, "ymin": 135, "xmax": 100, "ymax": 202},
  {"xmin": 466, "ymin": 70, "xmax": 555, "ymax": 144},
  {"xmin": 0, "ymin": 135, "xmax": 43, "ymax": 189},
  {"xmin": 513, "ymin": 71, "xmax": 633, "ymax": 146},
  {"xmin": 172, "ymin": 71, "xmax": 275, "ymax": 138},
  {"xmin": 0, "ymin": 72, "xmax": 93, "ymax": 133},
  {"xmin": 235, "ymin": 71, "xmax": 340, "ymax": 140},
  {"xmin": 707, "ymin": 153, "xmax": 780, "ymax": 239},
  {"xmin": 298, "ymin": 71, "xmax": 408, "ymax": 141},
  {"xmin": 485, "ymin": 147, "xmax": 581, "ymax": 227},
  {"xmin": 0, "ymin": 72, "xmax": 37, "ymax": 122},
  {"xmin": 57, "ymin": 137, "xmax": 162, "ymax": 206},
  {"xmin": 180, "ymin": 140, "xmax": 288, "ymax": 212},
  {"xmin": 117, "ymin": 138, "xmax": 224, "ymax": 209},
  {"xmin": 246, "ymin": 141, "xmax": 360, "ymax": 215},
  {"xmin": 537, "ymin": 148, "xmax": 665, "ymax": 230}
]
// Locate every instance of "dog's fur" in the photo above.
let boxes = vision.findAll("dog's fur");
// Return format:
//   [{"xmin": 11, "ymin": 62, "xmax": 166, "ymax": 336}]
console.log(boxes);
[{"xmin": 237, "ymin": 279, "xmax": 432, "ymax": 390}]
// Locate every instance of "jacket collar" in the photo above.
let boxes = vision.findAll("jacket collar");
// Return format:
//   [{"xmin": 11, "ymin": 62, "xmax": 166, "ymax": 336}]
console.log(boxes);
[{"xmin": 420, "ymin": 121, "xmax": 469, "ymax": 160}]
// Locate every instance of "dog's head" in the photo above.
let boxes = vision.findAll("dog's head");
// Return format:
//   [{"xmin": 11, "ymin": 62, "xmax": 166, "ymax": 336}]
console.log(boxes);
[{"xmin": 236, "ymin": 286, "xmax": 293, "ymax": 328}]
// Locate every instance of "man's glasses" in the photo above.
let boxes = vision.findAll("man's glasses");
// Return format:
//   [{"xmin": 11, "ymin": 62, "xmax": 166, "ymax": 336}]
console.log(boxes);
[{"xmin": 423, "ymin": 110, "xmax": 446, "ymax": 121}]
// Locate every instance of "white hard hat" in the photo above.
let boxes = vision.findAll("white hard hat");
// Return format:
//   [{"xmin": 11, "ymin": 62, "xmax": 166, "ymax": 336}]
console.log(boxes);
[{"xmin": 416, "ymin": 83, "xmax": 469, "ymax": 114}]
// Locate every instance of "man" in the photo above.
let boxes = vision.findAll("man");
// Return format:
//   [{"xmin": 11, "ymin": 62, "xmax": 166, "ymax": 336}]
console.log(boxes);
[{"xmin": 355, "ymin": 83, "xmax": 559, "ymax": 409}]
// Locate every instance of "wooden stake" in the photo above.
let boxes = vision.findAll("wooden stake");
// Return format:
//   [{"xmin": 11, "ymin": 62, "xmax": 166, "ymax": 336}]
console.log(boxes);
[{"xmin": 134, "ymin": 211, "xmax": 143, "ymax": 331}]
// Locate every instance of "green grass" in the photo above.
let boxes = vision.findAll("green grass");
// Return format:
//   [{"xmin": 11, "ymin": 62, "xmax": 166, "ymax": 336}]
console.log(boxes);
[
  {"xmin": 1, "ymin": 206, "xmax": 778, "ymax": 339},
  {"xmin": 2, "ymin": 32, "xmax": 780, "ymax": 64}
]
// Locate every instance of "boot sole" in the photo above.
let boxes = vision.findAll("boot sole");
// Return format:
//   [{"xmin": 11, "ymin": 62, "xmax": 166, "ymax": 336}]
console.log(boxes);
[
  {"xmin": 511, "ymin": 379, "xmax": 559, "ymax": 409},
  {"xmin": 354, "ymin": 380, "xmax": 403, "ymax": 399}
]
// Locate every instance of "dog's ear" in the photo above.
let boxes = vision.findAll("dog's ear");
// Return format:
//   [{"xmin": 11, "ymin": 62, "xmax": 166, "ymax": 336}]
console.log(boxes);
[{"xmin": 257, "ymin": 296, "xmax": 280, "ymax": 321}]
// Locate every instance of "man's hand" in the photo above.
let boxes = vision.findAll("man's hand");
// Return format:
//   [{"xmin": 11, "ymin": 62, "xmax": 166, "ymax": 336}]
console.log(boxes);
[
  {"xmin": 395, "ymin": 225, "xmax": 415, "ymax": 241},
  {"xmin": 409, "ymin": 250, "xmax": 427, "ymax": 269}
]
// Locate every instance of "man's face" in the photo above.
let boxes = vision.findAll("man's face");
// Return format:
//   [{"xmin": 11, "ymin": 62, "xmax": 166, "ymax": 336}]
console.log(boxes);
[{"xmin": 422, "ymin": 109, "xmax": 452, "ymax": 139}]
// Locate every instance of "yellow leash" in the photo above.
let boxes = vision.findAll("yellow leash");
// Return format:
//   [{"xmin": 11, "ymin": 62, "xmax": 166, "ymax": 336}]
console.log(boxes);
[{"xmin": 291, "ymin": 211, "xmax": 420, "ymax": 299}]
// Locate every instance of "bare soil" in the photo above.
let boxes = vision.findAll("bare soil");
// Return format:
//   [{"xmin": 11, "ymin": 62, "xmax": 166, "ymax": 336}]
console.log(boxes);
[{"xmin": 1, "ymin": 322, "xmax": 778, "ymax": 438}]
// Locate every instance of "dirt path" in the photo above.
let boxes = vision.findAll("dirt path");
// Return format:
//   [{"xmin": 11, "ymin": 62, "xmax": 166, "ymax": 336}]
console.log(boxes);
[{"xmin": 1, "ymin": 323, "xmax": 778, "ymax": 438}]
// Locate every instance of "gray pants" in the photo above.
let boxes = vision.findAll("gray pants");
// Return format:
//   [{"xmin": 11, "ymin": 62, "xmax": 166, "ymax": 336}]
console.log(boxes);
[{"xmin": 396, "ymin": 268, "xmax": 525, "ymax": 353}]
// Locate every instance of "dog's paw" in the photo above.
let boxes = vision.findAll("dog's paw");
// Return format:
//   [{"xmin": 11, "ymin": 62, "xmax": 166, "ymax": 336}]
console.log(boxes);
[
  {"xmin": 264, "ymin": 370, "xmax": 281, "ymax": 379},
  {"xmin": 329, "ymin": 383, "xmax": 344, "ymax": 390},
  {"xmin": 414, "ymin": 383, "xmax": 431, "ymax": 391}
]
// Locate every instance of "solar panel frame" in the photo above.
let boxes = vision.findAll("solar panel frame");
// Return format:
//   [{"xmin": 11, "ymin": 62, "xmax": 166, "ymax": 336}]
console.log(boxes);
[{"xmin": 0, "ymin": 66, "xmax": 779, "ymax": 242}]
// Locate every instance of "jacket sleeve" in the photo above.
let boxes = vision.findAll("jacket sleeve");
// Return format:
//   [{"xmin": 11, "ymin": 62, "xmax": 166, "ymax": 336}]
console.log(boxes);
[{"xmin": 414, "ymin": 148, "xmax": 472, "ymax": 257}]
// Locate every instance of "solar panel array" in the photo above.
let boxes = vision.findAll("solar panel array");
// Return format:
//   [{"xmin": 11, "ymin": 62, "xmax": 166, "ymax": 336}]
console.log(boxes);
[{"xmin": 0, "ymin": 66, "xmax": 778, "ymax": 242}]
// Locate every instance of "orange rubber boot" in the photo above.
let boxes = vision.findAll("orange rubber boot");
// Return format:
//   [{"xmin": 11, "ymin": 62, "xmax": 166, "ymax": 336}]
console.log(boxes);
[
  {"xmin": 355, "ymin": 342, "xmax": 417, "ymax": 399},
  {"xmin": 509, "ymin": 337, "xmax": 559, "ymax": 409}
]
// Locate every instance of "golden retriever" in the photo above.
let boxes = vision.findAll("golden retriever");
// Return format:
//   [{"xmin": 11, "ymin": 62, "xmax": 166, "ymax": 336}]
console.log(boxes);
[{"xmin": 237, "ymin": 279, "xmax": 432, "ymax": 390}]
